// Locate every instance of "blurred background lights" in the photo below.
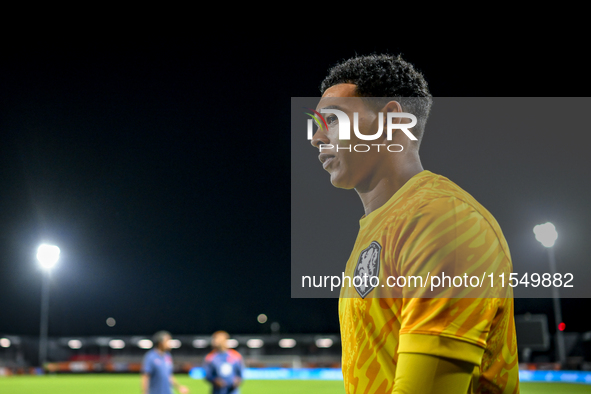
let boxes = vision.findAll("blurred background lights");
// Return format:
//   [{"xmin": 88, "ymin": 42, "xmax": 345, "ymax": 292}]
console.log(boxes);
[
  {"xmin": 0, "ymin": 338, "xmax": 11, "ymax": 348},
  {"xmin": 533, "ymin": 222, "xmax": 558, "ymax": 248},
  {"xmin": 109, "ymin": 339, "xmax": 125, "ymax": 349},
  {"xmin": 68, "ymin": 339, "xmax": 82, "ymax": 349},
  {"xmin": 226, "ymin": 339, "xmax": 239, "ymax": 348},
  {"xmin": 559, "ymin": 322, "xmax": 566, "ymax": 331},
  {"xmin": 315, "ymin": 338, "xmax": 333, "ymax": 348},
  {"xmin": 137, "ymin": 339, "xmax": 153, "ymax": 349},
  {"xmin": 37, "ymin": 244, "xmax": 60, "ymax": 269},
  {"xmin": 192, "ymin": 339, "xmax": 208, "ymax": 348},
  {"xmin": 106, "ymin": 317, "xmax": 116, "ymax": 327},
  {"xmin": 278, "ymin": 338, "xmax": 296, "ymax": 348},
  {"xmin": 246, "ymin": 339, "xmax": 264, "ymax": 348},
  {"xmin": 169, "ymin": 339, "xmax": 182, "ymax": 349},
  {"xmin": 257, "ymin": 314, "xmax": 267, "ymax": 323}
]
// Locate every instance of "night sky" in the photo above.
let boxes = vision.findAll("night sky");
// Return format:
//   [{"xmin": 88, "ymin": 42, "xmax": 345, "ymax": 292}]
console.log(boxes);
[{"xmin": 1, "ymin": 36, "xmax": 590, "ymax": 338}]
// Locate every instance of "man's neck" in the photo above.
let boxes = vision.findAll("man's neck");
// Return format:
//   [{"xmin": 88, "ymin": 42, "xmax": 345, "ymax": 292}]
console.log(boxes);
[{"xmin": 356, "ymin": 154, "xmax": 423, "ymax": 216}]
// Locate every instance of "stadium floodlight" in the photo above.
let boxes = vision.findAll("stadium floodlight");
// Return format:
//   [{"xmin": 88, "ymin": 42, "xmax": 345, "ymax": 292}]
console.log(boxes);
[
  {"xmin": 278, "ymin": 338, "xmax": 296, "ymax": 348},
  {"xmin": 109, "ymin": 339, "xmax": 125, "ymax": 349},
  {"xmin": 138, "ymin": 339, "xmax": 153, "ymax": 349},
  {"xmin": 226, "ymin": 339, "xmax": 239, "ymax": 348},
  {"xmin": 246, "ymin": 339, "xmax": 264, "ymax": 349},
  {"xmin": 533, "ymin": 222, "xmax": 558, "ymax": 248},
  {"xmin": 169, "ymin": 339, "xmax": 182, "ymax": 349},
  {"xmin": 0, "ymin": 338, "xmax": 11, "ymax": 348},
  {"xmin": 68, "ymin": 339, "xmax": 82, "ymax": 349},
  {"xmin": 37, "ymin": 244, "xmax": 60, "ymax": 367},
  {"xmin": 37, "ymin": 244, "xmax": 60, "ymax": 270},
  {"xmin": 533, "ymin": 222, "xmax": 566, "ymax": 365},
  {"xmin": 315, "ymin": 338, "xmax": 333, "ymax": 348},
  {"xmin": 192, "ymin": 339, "xmax": 208, "ymax": 348}
]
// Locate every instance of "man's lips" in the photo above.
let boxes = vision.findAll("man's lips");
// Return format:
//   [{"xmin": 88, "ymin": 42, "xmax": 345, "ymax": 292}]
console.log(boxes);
[{"xmin": 319, "ymin": 153, "xmax": 335, "ymax": 169}]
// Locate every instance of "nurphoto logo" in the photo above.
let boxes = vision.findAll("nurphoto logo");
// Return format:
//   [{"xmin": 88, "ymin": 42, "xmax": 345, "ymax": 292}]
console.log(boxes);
[{"xmin": 304, "ymin": 107, "xmax": 418, "ymax": 153}]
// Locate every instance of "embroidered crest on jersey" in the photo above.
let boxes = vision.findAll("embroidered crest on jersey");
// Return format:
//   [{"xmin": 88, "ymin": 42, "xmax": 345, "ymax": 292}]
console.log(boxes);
[{"xmin": 353, "ymin": 241, "xmax": 381, "ymax": 298}]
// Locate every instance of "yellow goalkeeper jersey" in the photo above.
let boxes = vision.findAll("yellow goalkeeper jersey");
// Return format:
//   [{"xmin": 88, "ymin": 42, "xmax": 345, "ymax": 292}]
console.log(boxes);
[{"xmin": 338, "ymin": 170, "xmax": 519, "ymax": 394}]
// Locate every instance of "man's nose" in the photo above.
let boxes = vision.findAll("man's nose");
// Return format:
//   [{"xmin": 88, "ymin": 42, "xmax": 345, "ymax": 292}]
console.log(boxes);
[{"xmin": 311, "ymin": 129, "xmax": 330, "ymax": 149}]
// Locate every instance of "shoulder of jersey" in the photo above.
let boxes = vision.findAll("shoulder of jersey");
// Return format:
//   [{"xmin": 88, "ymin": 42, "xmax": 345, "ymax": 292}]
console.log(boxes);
[
  {"xmin": 205, "ymin": 351, "xmax": 216, "ymax": 362},
  {"xmin": 227, "ymin": 349, "xmax": 242, "ymax": 362}
]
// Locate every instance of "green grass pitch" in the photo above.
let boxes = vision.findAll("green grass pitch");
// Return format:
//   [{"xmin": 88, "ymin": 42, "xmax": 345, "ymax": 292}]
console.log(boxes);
[{"xmin": 1, "ymin": 374, "xmax": 590, "ymax": 393}]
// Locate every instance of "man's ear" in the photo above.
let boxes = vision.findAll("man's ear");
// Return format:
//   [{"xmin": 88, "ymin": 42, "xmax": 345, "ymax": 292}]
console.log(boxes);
[{"xmin": 382, "ymin": 100, "xmax": 403, "ymax": 126}]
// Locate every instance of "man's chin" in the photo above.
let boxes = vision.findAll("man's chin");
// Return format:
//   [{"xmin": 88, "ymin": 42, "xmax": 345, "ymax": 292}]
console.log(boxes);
[{"xmin": 329, "ymin": 174, "xmax": 354, "ymax": 190}]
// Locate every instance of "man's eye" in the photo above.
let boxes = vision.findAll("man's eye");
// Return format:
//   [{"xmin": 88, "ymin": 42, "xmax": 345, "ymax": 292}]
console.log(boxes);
[{"xmin": 326, "ymin": 115, "xmax": 338, "ymax": 125}]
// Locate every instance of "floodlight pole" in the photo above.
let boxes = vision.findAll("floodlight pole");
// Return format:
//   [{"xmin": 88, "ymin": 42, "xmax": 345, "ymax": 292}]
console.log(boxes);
[
  {"xmin": 39, "ymin": 270, "xmax": 50, "ymax": 367},
  {"xmin": 37, "ymin": 244, "xmax": 59, "ymax": 368},
  {"xmin": 547, "ymin": 246, "xmax": 566, "ymax": 365}
]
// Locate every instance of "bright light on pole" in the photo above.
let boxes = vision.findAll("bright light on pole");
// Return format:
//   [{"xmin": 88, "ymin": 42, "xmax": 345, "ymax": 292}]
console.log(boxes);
[
  {"xmin": 37, "ymin": 244, "xmax": 60, "ymax": 368},
  {"xmin": 533, "ymin": 223, "xmax": 566, "ymax": 365},
  {"xmin": 533, "ymin": 223, "xmax": 558, "ymax": 248}
]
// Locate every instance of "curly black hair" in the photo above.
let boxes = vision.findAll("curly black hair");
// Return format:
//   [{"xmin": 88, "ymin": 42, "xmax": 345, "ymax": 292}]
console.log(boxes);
[{"xmin": 320, "ymin": 54, "xmax": 432, "ymax": 143}]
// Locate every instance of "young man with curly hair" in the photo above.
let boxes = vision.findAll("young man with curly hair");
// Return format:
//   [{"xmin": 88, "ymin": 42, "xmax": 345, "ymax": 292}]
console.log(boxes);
[{"xmin": 311, "ymin": 54, "xmax": 519, "ymax": 393}]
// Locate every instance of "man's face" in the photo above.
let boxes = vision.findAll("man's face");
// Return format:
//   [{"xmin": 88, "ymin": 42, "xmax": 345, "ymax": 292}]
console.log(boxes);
[
  {"xmin": 312, "ymin": 84, "xmax": 387, "ymax": 191},
  {"xmin": 211, "ymin": 333, "xmax": 228, "ymax": 349},
  {"xmin": 160, "ymin": 334, "xmax": 172, "ymax": 351}
]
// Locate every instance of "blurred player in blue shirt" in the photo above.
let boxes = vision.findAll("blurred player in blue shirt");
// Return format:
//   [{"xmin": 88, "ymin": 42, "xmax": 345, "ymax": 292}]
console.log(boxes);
[
  {"xmin": 141, "ymin": 331, "xmax": 189, "ymax": 394},
  {"xmin": 203, "ymin": 331, "xmax": 244, "ymax": 394}
]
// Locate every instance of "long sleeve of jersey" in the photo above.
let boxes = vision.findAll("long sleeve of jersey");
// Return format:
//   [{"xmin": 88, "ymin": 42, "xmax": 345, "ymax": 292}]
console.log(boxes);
[{"xmin": 393, "ymin": 353, "xmax": 474, "ymax": 394}]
